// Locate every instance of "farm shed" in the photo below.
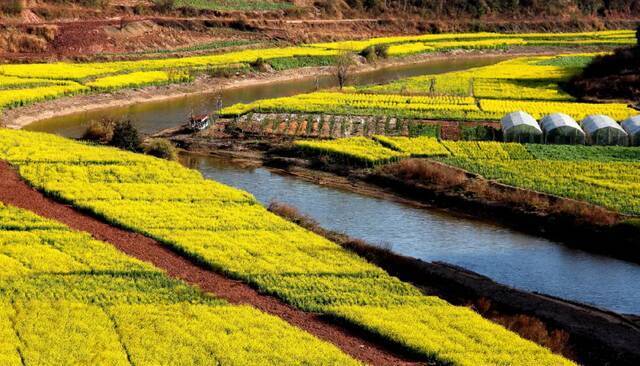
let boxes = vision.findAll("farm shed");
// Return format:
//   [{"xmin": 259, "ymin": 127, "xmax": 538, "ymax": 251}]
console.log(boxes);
[
  {"xmin": 501, "ymin": 111, "xmax": 542, "ymax": 143},
  {"xmin": 581, "ymin": 115, "xmax": 628, "ymax": 146},
  {"xmin": 621, "ymin": 115, "xmax": 640, "ymax": 146},
  {"xmin": 540, "ymin": 113, "xmax": 585, "ymax": 145}
]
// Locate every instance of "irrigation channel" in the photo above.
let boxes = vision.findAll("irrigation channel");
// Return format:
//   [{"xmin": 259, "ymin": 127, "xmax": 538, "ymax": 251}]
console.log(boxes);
[{"xmin": 27, "ymin": 56, "xmax": 640, "ymax": 315}]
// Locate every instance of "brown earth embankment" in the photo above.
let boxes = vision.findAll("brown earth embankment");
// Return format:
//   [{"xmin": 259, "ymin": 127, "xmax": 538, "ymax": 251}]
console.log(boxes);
[
  {"xmin": 267, "ymin": 201, "xmax": 640, "ymax": 366},
  {"xmin": 0, "ymin": 160, "xmax": 425, "ymax": 366}
]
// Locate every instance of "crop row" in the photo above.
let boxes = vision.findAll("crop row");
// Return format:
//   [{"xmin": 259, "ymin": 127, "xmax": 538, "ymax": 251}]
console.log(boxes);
[
  {"xmin": 220, "ymin": 90, "xmax": 634, "ymax": 122},
  {"xmin": 220, "ymin": 91, "xmax": 483, "ymax": 117},
  {"xmin": 85, "ymin": 70, "xmax": 193, "ymax": 91},
  {"xmin": 223, "ymin": 54, "xmax": 637, "ymax": 122},
  {"xmin": 387, "ymin": 38, "xmax": 528, "ymax": 56},
  {"xmin": 0, "ymin": 201, "xmax": 357, "ymax": 365},
  {"xmin": 373, "ymin": 135, "xmax": 451, "ymax": 157},
  {"xmin": 296, "ymin": 136, "xmax": 409, "ymax": 166},
  {"xmin": 0, "ymin": 32, "xmax": 631, "ymax": 114},
  {"xmin": 0, "ymin": 129, "xmax": 573, "ymax": 366},
  {"xmin": 443, "ymin": 157, "xmax": 640, "ymax": 215},
  {"xmin": 309, "ymin": 30, "xmax": 635, "ymax": 52},
  {"xmin": 365, "ymin": 55, "xmax": 595, "ymax": 95},
  {"xmin": 293, "ymin": 135, "xmax": 640, "ymax": 214},
  {"xmin": 0, "ymin": 83, "xmax": 88, "ymax": 110},
  {"xmin": 0, "ymin": 47, "xmax": 341, "ymax": 81}
]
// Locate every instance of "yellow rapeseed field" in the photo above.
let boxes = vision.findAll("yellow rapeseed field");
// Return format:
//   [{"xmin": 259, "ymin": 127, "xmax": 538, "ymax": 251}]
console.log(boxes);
[{"xmin": 0, "ymin": 129, "xmax": 575, "ymax": 365}]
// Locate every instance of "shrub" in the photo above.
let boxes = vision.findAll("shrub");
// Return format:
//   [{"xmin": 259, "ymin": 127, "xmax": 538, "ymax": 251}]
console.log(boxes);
[
  {"xmin": 360, "ymin": 46, "xmax": 378, "ymax": 62},
  {"xmin": 0, "ymin": 0, "xmax": 23, "ymax": 15},
  {"xmin": 359, "ymin": 44, "xmax": 389, "ymax": 62},
  {"xmin": 153, "ymin": 0, "xmax": 175, "ymax": 13},
  {"xmin": 110, "ymin": 120, "xmax": 141, "ymax": 152},
  {"xmin": 381, "ymin": 159, "xmax": 467, "ymax": 187},
  {"xmin": 375, "ymin": 44, "xmax": 389, "ymax": 59},
  {"xmin": 143, "ymin": 138, "xmax": 178, "ymax": 161},
  {"xmin": 82, "ymin": 118, "xmax": 115, "ymax": 143},
  {"xmin": 250, "ymin": 57, "xmax": 268, "ymax": 71}
]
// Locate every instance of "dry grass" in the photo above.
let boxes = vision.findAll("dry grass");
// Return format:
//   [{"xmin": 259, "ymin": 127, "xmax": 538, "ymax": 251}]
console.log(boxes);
[
  {"xmin": 82, "ymin": 119, "xmax": 115, "ymax": 144},
  {"xmin": 467, "ymin": 179, "xmax": 618, "ymax": 225},
  {"xmin": 381, "ymin": 159, "xmax": 618, "ymax": 226},
  {"xmin": 472, "ymin": 298, "xmax": 574, "ymax": 359},
  {"xmin": 268, "ymin": 201, "xmax": 323, "ymax": 233},
  {"xmin": 0, "ymin": 29, "xmax": 48, "ymax": 53},
  {"xmin": 380, "ymin": 159, "xmax": 467, "ymax": 188}
]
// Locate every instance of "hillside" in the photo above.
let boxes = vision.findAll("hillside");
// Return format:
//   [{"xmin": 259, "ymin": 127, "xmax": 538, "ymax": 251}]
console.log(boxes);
[{"xmin": 1, "ymin": 0, "xmax": 639, "ymax": 61}]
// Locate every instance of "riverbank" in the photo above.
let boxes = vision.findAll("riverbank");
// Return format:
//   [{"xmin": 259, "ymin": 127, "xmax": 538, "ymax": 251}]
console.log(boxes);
[
  {"xmin": 165, "ymin": 133, "xmax": 640, "ymax": 265},
  {"xmin": 267, "ymin": 201, "xmax": 640, "ymax": 366},
  {"xmin": 2, "ymin": 46, "xmax": 608, "ymax": 130}
]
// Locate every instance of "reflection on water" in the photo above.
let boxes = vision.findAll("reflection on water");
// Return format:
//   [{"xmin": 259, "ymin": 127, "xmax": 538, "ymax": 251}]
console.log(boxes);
[
  {"xmin": 26, "ymin": 56, "xmax": 507, "ymax": 138},
  {"xmin": 184, "ymin": 154, "xmax": 640, "ymax": 315}
]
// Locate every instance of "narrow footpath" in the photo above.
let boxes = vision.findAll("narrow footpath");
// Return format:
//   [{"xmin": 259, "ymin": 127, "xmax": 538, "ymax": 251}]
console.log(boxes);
[{"xmin": 0, "ymin": 160, "xmax": 426, "ymax": 366}]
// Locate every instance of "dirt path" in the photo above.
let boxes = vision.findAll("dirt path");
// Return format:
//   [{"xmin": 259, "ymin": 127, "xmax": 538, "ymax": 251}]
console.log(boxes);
[{"xmin": 0, "ymin": 160, "xmax": 425, "ymax": 366}]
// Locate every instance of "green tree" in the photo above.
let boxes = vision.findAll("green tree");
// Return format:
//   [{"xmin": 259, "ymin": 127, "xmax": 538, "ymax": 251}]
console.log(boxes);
[{"xmin": 110, "ymin": 120, "xmax": 141, "ymax": 152}]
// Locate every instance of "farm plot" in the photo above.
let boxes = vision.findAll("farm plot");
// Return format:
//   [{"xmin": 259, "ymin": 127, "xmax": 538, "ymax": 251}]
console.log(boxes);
[
  {"xmin": 0, "ymin": 203, "xmax": 358, "ymax": 365},
  {"xmin": 440, "ymin": 143, "xmax": 640, "ymax": 215},
  {"xmin": 309, "ymin": 30, "xmax": 635, "ymax": 54},
  {"xmin": 222, "ymin": 54, "xmax": 637, "ymax": 122},
  {"xmin": 0, "ymin": 31, "xmax": 634, "ymax": 114},
  {"xmin": 291, "ymin": 135, "xmax": 640, "ymax": 215},
  {"xmin": 0, "ymin": 129, "xmax": 574, "ymax": 366}
]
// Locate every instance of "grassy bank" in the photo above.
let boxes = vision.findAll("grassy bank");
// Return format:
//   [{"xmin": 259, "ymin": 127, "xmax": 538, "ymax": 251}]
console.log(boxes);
[{"xmin": 289, "ymin": 135, "xmax": 640, "ymax": 216}]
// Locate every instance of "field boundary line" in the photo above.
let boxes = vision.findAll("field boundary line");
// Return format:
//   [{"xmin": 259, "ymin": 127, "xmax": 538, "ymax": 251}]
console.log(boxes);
[{"xmin": 0, "ymin": 160, "xmax": 423, "ymax": 366}]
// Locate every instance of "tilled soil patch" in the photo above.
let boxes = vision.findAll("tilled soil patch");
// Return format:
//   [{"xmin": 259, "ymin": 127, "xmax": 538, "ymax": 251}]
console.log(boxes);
[{"xmin": 0, "ymin": 160, "xmax": 425, "ymax": 366}]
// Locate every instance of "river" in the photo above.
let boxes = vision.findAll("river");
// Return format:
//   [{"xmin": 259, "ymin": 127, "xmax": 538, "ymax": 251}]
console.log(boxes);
[{"xmin": 25, "ymin": 56, "xmax": 640, "ymax": 314}]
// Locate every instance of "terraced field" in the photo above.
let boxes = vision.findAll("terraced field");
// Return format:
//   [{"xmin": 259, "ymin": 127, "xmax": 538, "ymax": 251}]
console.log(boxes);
[
  {"xmin": 220, "ymin": 54, "xmax": 638, "ymax": 122},
  {"xmin": 0, "ymin": 129, "xmax": 574, "ymax": 366},
  {"xmin": 293, "ymin": 135, "xmax": 640, "ymax": 215}
]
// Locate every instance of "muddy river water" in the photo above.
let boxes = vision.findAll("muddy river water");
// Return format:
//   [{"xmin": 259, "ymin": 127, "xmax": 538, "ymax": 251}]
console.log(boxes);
[{"xmin": 26, "ymin": 56, "xmax": 640, "ymax": 314}]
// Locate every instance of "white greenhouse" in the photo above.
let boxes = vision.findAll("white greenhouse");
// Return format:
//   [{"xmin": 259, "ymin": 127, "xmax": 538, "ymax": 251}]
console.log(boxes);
[
  {"xmin": 540, "ymin": 113, "xmax": 586, "ymax": 145},
  {"xmin": 581, "ymin": 115, "xmax": 628, "ymax": 146},
  {"xmin": 621, "ymin": 115, "xmax": 640, "ymax": 146},
  {"xmin": 501, "ymin": 111, "xmax": 542, "ymax": 143}
]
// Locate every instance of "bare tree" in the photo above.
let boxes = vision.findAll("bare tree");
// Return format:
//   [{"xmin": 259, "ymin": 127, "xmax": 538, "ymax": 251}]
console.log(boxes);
[{"xmin": 334, "ymin": 53, "xmax": 355, "ymax": 90}]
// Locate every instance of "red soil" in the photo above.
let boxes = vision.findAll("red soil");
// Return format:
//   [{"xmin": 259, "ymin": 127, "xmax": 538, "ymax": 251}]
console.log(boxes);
[{"xmin": 0, "ymin": 160, "xmax": 425, "ymax": 366}]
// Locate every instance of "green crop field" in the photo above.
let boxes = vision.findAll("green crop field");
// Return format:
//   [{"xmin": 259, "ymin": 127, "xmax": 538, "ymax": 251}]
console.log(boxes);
[
  {"xmin": 0, "ymin": 129, "xmax": 574, "ymax": 366},
  {"xmin": 293, "ymin": 135, "xmax": 640, "ymax": 215}
]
